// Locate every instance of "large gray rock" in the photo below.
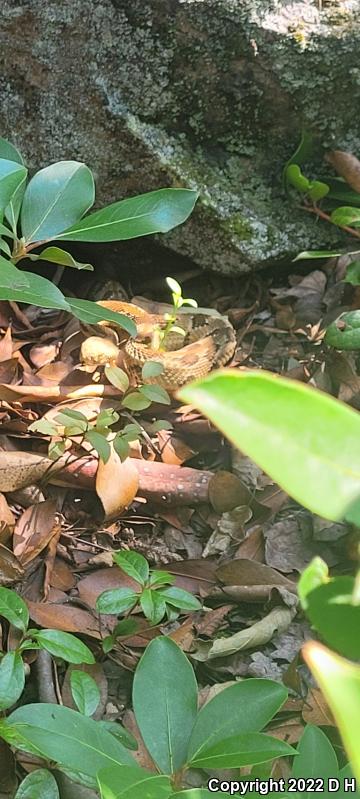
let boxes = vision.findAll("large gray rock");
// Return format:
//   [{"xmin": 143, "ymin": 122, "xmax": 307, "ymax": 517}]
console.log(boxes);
[{"xmin": 1, "ymin": 0, "xmax": 360, "ymax": 273}]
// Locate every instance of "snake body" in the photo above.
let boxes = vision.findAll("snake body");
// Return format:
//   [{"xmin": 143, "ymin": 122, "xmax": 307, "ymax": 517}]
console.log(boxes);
[{"xmin": 81, "ymin": 299, "xmax": 236, "ymax": 390}]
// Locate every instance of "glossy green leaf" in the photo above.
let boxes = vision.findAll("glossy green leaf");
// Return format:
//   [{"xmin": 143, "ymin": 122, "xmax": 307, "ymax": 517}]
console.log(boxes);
[
  {"xmin": 187, "ymin": 679, "xmax": 287, "ymax": 760},
  {"xmin": 0, "ymin": 652, "xmax": 25, "ymax": 710},
  {"xmin": 149, "ymin": 570, "xmax": 174, "ymax": 587},
  {"xmin": 0, "ymin": 258, "xmax": 70, "ymax": 311},
  {"xmin": 344, "ymin": 261, "xmax": 360, "ymax": 285},
  {"xmin": 121, "ymin": 392, "xmax": 151, "ymax": 411},
  {"xmin": 292, "ymin": 725, "xmax": 338, "ymax": 781},
  {"xmin": 84, "ymin": 430, "xmax": 111, "ymax": 463},
  {"xmin": 140, "ymin": 588, "xmax": 166, "ymax": 624},
  {"xmin": 0, "ymin": 239, "xmax": 11, "ymax": 256},
  {"xmin": 104, "ymin": 366, "xmax": 130, "ymax": 392},
  {"xmin": 0, "ymin": 223, "xmax": 15, "ymax": 239},
  {"xmin": 0, "ymin": 587, "xmax": 29, "ymax": 632},
  {"xmin": 96, "ymin": 588, "xmax": 138, "ymax": 616},
  {"xmin": 33, "ymin": 630, "xmax": 95, "ymax": 664},
  {"xmin": 113, "ymin": 551, "xmax": 149, "ymax": 585},
  {"xmin": 302, "ymin": 576, "xmax": 360, "ymax": 660},
  {"xmin": 0, "ymin": 138, "xmax": 23, "ymax": 164},
  {"xmin": 15, "ymin": 769, "xmax": 59, "ymax": 799},
  {"xmin": 4, "ymin": 703, "xmax": 135, "ymax": 782},
  {"xmin": 326, "ymin": 311, "xmax": 360, "ymax": 350},
  {"xmin": 70, "ymin": 670, "xmax": 100, "ymax": 716},
  {"xmin": 0, "ymin": 159, "xmax": 27, "ymax": 212},
  {"xmin": 141, "ymin": 360, "xmax": 164, "ymax": 379},
  {"xmin": 66, "ymin": 297, "xmax": 136, "ymax": 337},
  {"xmin": 139, "ymin": 384, "xmax": 171, "ymax": 405},
  {"xmin": 285, "ymin": 164, "xmax": 310, "ymax": 193},
  {"xmin": 158, "ymin": 586, "xmax": 201, "ymax": 612},
  {"xmin": 189, "ymin": 732, "xmax": 296, "ymax": 769},
  {"xmin": 294, "ymin": 250, "xmax": 343, "ymax": 261},
  {"xmin": 133, "ymin": 636, "xmax": 198, "ymax": 774},
  {"xmin": 298, "ymin": 557, "xmax": 329, "ymax": 611},
  {"xmin": 21, "ymin": 161, "xmax": 95, "ymax": 243},
  {"xmin": 308, "ymin": 180, "xmax": 329, "ymax": 202},
  {"xmin": 35, "ymin": 246, "xmax": 93, "ymax": 271},
  {"xmin": 98, "ymin": 720, "xmax": 138, "ymax": 751},
  {"xmin": 331, "ymin": 206, "xmax": 360, "ymax": 227},
  {"xmin": 283, "ymin": 130, "xmax": 316, "ymax": 182},
  {"xmin": 56, "ymin": 188, "xmax": 198, "ymax": 242},
  {"xmin": 179, "ymin": 369, "xmax": 360, "ymax": 522},
  {"xmin": 97, "ymin": 765, "xmax": 171, "ymax": 799},
  {"xmin": 172, "ymin": 792, "xmax": 231, "ymax": 799},
  {"xmin": 303, "ymin": 642, "xmax": 360, "ymax": 785}
]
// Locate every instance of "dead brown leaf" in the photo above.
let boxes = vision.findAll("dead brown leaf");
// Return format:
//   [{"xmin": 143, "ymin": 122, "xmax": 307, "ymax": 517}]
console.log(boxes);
[
  {"xmin": 13, "ymin": 500, "xmax": 58, "ymax": 565},
  {"xmin": 326, "ymin": 149, "xmax": 360, "ymax": 193},
  {"xmin": 26, "ymin": 599, "xmax": 104, "ymax": 639},
  {"xmin": 208, "ymin": 471, "xmax": 251, "ymax": 513},
  {"xmin": 302, "ymin": 687, "xmax": 335, "ymax": 727},
  {"xmin": 96, "ymin": 450, "xmax": 139, "ymax": 519},
  {"xmin": 0, "ymin": 543, "xmax": 24, "ymax": 584},
  {"xmin": 216, "ymin": 558, "xmax": 297, "ymax": 590},
  {"xmin": 0, "ymin": 494, "xmax": 15, "ymax": 545}
]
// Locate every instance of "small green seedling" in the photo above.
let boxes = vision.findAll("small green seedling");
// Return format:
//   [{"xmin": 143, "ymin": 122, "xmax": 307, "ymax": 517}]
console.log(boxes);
[
  {"xmin": 96, "ymin": 551, "xmax": 202, "ymax": 649},
  {"xmin": 0, "ymin": 587, "xmax": 94, "ymax": 711}
]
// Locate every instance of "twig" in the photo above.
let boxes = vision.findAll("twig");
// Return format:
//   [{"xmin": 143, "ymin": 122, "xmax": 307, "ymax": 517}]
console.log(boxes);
[{"xmin": 302, "ymin": 204, "xmax": 360, "ymax": 240}]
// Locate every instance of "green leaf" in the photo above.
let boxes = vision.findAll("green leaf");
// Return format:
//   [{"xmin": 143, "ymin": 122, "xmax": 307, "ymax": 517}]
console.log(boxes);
[
  {"xmin": 189, "ymin": 732, "xmax": 296, "ymax": 769},
  {"xmin": 0, "ymin": 139, "xmax": 24, "ymax": 164},
  {"xmin": 0, "ymin": 258, "xmax": 71, "ymax": 311},
  {"xmin": 4, "ymin": 703, "xmax": 135, "ymax": 782},
  {"xmin": 331, "ymin": 206, "xmax": 360, "ymax": 227},
  {"xmin": 158, "ymin": 586, "xmax": 201, "ymax": 612},
  {"xmin": 84, "ymin": 430, "xmax": 111, "ymax": 463},
  {"xmin": 98, "ymin": 720, "xmax": 138, "ymax": 751},
  {"xmin": 133, "ymin": 636, "xmax": 198, "ymax": 774},
  {"xmin": 141, "ymin": 360, "xmax": 165, "ymax": 379},
  {"xmin": 21, "ymin": 161, "xmax": 95, "ymax": 243},
  {"xmin": 97, "ymin": 765, "xmax": 171, "ymax": 799},
  {"xmin": 0, "ymin": 239, "xmax": 11, "ymax": 256},
  {"xmin": 187, "ymin": 679, "xmax": 287, "ymax": 760},
  {"xmin": 70, "ymin": 670, "xmax": 100, "ymax": 716},
  {"xmin": 172, "ymin": 792, "xmax": 232, "ymax": 799},
  {"xmin": 0, "ymin": 652, "xmax": 25, "ymax": 710},
  {"xmin": 121, "ymin": 392, "xmax": 152, "ymax": 411},
  {"xmin": 104, "ymin": 366, "xmax": 130, "ymax": 392},
  {"xmin": 48, "ymin": 440, "xmax": 67, "ymax": 460},
  {"xmin": 166, "ymin": 276, "xmax": 182, "ymax": 296},
  {"xmin": 283, "ymin": 130, "xmax": 316, "ymax": 182},
  {"xmin": 308, "ymin": 180, "xmax": 329, "ymax": 202},
  {"xmin": 298, "ymin": 557, "xmax": 329, "ymax": 611},
  {"xmin": 96, "ymin": 409, "xmax": 120, "ymax": 428},
  {"xmin": 0, "ymin": 159, "xmax": 27, "ymax": 211},
  {"xmin": 149, "ymin": 570, "xmax": 174, "ymax": 587},
  {"xmin": 96, "ymin": 588, "xmax": 138, "ymax": 615},
  {"xmin": 15, "ymin": 769, "xmax": 59, "ymax": 799},
  {"xmin": 0, "ymin": 587, "xmax": 29, "ymax": 632},
  {"xmin": 303, "ymin": 576, "xmax": 360, "ymax": 660},
  {"xmin": 113, "ymin": 551, "xmax": 149, "ymax": 585},
  {"xmin": 33, "ymin": 629, "xmax": 95, "ymax": 664},
  {"xmin": 36, "ymin": 246, "xmax": 93, "ymax": 271},
  {"xmin": 344, "ymin": 261, "xmax": 360, "ymax": 285},
  {"xmin": 151, "ymin": 419, "xmax": 173, "ymax": 432},
  {"xmin": 140, "ymin": 588, "xmax": 166, "ymax": 624},
  {"xmin": 139, "ymin": 384, "xmax": 171, "ymax": 405},
  {"xmin": 65, "ymin": 298, "xmax": 136, "ymax": 337},
  {"xmin": 292, "ymin": 725, "xmax": 338, "ymax": 782},
  {"xmin": 0, "ymin": 223, "xmax": 15, "ymax": 239},
  {"xmin": 325, "ymin": 311, "xmax": 360, "ymax": 350},
  {"xmin": 285, "ymin": 164, "xmax": 310, "ymax": 193},
  {"xmin": 294, "ymin": 250, "xmax": 343, "ymax": 261},
  {"xmin": 303, "ymin": 643, "xmax": 360, "ymax": 786},
  {"xmin": 179, "ymin": 369, "xmax": 360, "ymax": 522},
  {"xmin": 113, "ymin": 435, "xmax": 130, "ymax": 461},
  {"xmin": 56, "ymin": 188, "xmax": 198, "ymax": 242},
  {"xmin": 112, "ymin": 619, "xmax": 139, "ymax": 638},
  {"xmin": 54, "ymin": 408, "xmax": 88, "ymax": 423}
]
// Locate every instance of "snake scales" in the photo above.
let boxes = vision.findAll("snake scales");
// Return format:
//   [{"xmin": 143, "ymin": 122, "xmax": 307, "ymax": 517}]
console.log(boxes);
[{"xmin": 80, "ymin": 298, "xmax": 236, "ymax": 390}]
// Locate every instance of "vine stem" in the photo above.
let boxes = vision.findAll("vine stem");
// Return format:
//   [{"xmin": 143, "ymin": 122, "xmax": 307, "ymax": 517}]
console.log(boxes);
[{"xmin": 302, "ymin": 204, "xmax": 360, "ymax": 240}]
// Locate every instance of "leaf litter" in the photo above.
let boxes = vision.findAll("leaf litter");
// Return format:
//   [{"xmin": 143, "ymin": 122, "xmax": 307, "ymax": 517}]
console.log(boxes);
[{"xmin": 0, "ymin": 255, "xmax": 356, "ymax": 753}]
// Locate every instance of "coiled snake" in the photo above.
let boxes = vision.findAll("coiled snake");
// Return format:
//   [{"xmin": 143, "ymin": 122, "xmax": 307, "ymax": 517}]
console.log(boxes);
[{"xmin": 80, "ymin": 299, "xmax": 236, "ymax": 390}]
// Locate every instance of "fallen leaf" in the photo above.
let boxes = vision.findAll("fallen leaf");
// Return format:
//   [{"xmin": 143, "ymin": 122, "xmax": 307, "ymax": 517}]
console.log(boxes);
[
  {"xmin": 192, "ymin": 607, "xmax": 296, "ymax": 661},
  {"xmin": 0, "ymin": 494, "xmax": 15, "ymax": 545},
  {"xmin": 26, "ymin": 600, "xmax": 105, "ymax": 639},
  {"xmin": 0, "ymin": 328, "xmax": 13, "ymax": 362},
  {"xmin": 96, "ymin": 450, "xmax": 139, "ymax": 519},
  {"xmin": 326, "ymin": 150, "xmax": 360, "ymax": 193},
  {"xmin": 0, "ymin": 543, "xmax": 24, "ymax": 584},
  {"xmin": 13, "ymin": 500, "xmax": 58, "ymax": 565},
  {"xmin": 302, "ymin": 687, "xmax": 335, "ymax": 727},
  {"xmin": 50, "ymin": 558, "xmax": 77, "ymax": 591},
  {"xmin": 216, "ymin": 558, "xmax": 297, "ymax": 590},
  {"xmin": 208, "ymin": 471, "xmax": 251, "ymax": 513}
]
